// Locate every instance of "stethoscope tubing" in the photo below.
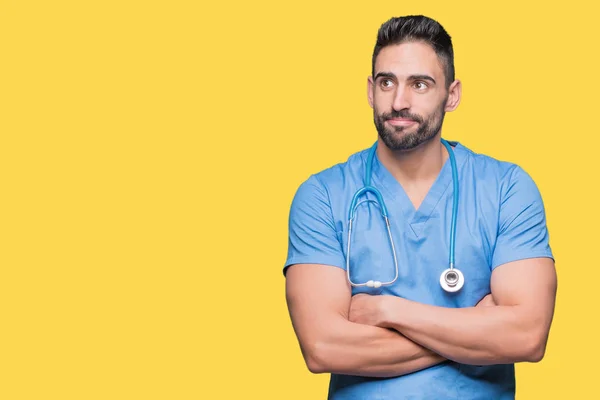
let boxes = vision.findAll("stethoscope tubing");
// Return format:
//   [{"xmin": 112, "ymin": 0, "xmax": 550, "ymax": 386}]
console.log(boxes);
[{"xmin": 346, "ymin": 138, "xmax": 462, "ymax": 291}]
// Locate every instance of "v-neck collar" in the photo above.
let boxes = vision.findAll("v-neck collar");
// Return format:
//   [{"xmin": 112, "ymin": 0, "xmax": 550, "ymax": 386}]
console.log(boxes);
[{"xmin": 369, "ymin": 140, "xmax": 466, "ymax": 236}]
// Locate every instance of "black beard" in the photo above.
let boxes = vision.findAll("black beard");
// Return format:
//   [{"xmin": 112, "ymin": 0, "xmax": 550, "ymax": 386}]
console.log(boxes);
[{"xmin": 374, "ymin": 103, "xmax": 446, "ymax": 151}]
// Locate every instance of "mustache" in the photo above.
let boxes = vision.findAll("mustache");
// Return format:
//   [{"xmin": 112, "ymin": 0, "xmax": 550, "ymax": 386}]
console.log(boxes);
[{"xmin": 380, "ymin": 110, "xmax": 423, "ymax": 123}]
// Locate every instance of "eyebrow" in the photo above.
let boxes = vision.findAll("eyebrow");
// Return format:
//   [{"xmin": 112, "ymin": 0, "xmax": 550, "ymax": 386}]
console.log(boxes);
[{"xmin": 374, "ymin": 72, "xmax": 437, "ymax": 85}]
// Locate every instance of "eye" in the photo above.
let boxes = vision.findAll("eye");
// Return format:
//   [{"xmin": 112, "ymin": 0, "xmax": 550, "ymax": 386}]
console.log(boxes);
[
  {"xmin": 413, "ymin": 81, "xmax": 428, "ymax": 91},
  {"xmin": 380, "ymin": 79, "xmax": 394, "ymax": 89}
]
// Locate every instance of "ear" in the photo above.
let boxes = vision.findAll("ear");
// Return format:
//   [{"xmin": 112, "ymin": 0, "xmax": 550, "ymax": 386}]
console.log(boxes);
[
  {"xmin": 367, "ymin": 76, "xmax": 374, "ymax": 109},
  {"xmin": 445, "ymin": 79, "xmax": 462, "ymax": 112}
]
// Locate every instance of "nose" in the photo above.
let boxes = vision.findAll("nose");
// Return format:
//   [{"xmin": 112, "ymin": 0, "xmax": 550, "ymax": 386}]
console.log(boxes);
[{"xmin": 392, "ymin": 86, "xmax": 411, "ymax": 111}]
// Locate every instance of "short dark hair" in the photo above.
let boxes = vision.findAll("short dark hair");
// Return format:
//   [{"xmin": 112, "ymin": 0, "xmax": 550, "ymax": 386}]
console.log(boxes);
[{"xmin": 372, "ymin": 15, "xmax": 455, "ymax": 88}]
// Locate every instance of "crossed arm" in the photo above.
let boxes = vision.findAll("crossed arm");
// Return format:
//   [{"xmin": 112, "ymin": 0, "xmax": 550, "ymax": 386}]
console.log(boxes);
[{"xmin": 285, "ymin": 257, "xmax": 557, "ymax": 377}]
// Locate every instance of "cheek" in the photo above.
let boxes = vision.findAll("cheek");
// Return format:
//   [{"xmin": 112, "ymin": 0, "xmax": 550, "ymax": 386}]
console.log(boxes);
[
  {"xmin": 420, "ymin": 96, "xmax": 447, "ymax": 118},
  {"xmin": 373, "ymin": 96, "xmax": 392, "ymax": 116}
]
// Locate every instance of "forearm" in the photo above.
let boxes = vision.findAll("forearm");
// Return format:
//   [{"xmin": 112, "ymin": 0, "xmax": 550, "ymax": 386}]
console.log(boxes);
[
  {"xmin": 307, "ymin": 318, "xmax": 445, "ymax": 378},
  {"xmin": 383, "ymin": 298, "xmax": 544, "ymax": 365}
]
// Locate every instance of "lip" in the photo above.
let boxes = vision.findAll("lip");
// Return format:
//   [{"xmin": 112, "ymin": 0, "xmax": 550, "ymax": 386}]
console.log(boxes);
[{"xmin": 386, "ymin": 118, "xmax": 417, "ymax": 126}]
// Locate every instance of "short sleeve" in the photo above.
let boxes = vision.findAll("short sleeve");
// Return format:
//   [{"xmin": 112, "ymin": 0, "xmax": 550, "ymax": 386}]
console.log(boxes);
[
  {"xmin": 283, "ymin": 175, "xmax": 345, "ymax": 276},
  {"xmin": 491, "ymin": 166, "xmax": 554, "ymax": 270}
]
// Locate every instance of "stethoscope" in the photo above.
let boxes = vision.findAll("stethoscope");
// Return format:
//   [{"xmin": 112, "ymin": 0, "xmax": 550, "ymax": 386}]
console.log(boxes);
[{"xmin": 346, "ymin": 138, "xmax": 464, "ymax": 293}]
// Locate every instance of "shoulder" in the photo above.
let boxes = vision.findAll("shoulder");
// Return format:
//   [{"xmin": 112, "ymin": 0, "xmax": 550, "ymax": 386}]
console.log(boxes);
[
  {"xmin": 294, "ymin": 147, "xmax": 370, "ymax": 197},
  {"xmin": 456, "ymin": 142, "xmax": 536, "ymax": 194}
]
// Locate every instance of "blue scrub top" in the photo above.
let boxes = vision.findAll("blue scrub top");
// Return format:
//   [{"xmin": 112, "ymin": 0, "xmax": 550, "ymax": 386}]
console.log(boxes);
[{"xmin": 284, "ymin": 140, "xmax": 553, "ymax": 400}]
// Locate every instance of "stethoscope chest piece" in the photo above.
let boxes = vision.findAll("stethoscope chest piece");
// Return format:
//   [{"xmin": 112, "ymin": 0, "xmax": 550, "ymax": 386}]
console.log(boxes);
[{"xmin": 440, "ymin": 268, "xmax": 464, "ymax": 292}]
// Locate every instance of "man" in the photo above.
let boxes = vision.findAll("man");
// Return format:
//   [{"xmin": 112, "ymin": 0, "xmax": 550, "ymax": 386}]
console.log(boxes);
[{"xmin": 283, "ymin": 15, "xmax": 557, "ymax": 400}]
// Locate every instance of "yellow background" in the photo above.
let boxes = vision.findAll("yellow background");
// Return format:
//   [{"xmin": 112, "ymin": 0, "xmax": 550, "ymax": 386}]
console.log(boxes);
[{"xmin": 0, "ymin": 0, "xmax": 596, "ymax": 398}]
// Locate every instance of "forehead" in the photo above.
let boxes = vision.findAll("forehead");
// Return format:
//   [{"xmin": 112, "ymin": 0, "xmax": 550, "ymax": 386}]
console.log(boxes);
[{"xmin": 374, "ymin": 41, "xmax": 444, "ymax": 80}]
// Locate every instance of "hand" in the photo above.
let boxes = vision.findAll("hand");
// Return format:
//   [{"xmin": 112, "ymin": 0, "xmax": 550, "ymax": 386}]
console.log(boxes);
[
  {"xmin": 476, "ymin": 293, "xmax": 497, "ymax": 307},
  {"xmin": 348, "ymin": 293, "xmax": 388, "ymax": 327}
]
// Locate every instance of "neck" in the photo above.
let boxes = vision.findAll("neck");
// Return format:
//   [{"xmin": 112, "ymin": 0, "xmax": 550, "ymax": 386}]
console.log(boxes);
[{"xmin": 376, "ymin": 134, "xmax": 449, "ymax": 185}]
